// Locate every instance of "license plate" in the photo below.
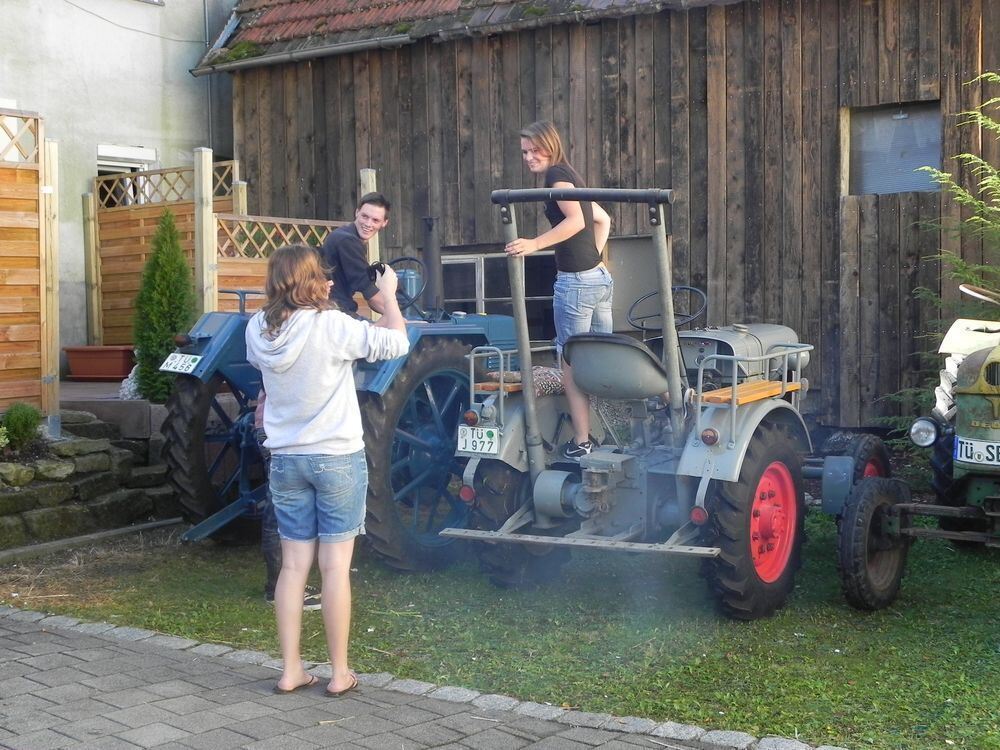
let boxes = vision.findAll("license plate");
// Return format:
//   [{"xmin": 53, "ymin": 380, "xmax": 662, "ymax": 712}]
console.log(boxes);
[
  {"xmin": 159, "ymin": 352, "xmax": 203, "ymax": 374},
  {"xmin": 953, "ymin": 436, "xmax": 1000, "ymax": 466},
  {"xmin": 457, "ymin": 425, "xmax": 499, "ymax": 455}
]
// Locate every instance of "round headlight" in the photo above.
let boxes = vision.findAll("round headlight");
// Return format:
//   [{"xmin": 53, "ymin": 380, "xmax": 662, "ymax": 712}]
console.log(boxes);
[{"xmin": 909, "ymin": 417, "xmax": 938, "ymax": 448}]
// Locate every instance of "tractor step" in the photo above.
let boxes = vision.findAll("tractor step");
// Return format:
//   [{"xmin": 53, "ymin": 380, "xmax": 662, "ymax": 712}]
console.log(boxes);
[{"xmin": 440, "ymin": 527, "xmax": 720, "ymax": 556}]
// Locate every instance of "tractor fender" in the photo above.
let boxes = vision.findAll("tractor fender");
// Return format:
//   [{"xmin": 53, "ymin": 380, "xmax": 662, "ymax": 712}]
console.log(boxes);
[
  {"xmin": 676, "ymin": 399, "xmax": 812, "ymax": 483},
  {"xmin": 172, "ymin": 311, "xmax": 263, "ymax": 395},
  {"xmin": 359, "ymin": 323, "xmax": 500, "ymax": 397}
]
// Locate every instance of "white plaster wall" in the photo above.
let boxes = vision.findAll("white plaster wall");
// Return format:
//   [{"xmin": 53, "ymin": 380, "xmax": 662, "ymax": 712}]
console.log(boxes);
[{"xmin": 0, "ymin": 0, "xmax": 234, "ymax": 363}]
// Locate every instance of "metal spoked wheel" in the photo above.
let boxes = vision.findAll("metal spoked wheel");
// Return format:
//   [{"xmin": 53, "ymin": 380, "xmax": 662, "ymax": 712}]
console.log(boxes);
[
  {"xmin": 360, "ymin": 338, "xmax": 476, "ymax": 571},
  {"xmin": 161, "ymin": 374, "xmax": 264, "ymax": 543}
]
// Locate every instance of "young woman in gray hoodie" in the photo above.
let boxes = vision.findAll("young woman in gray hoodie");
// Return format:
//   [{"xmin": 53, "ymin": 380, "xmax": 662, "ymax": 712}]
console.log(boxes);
[{"xmin": 246, "ymin": 244, "xmax": 409, "ymax": 697}]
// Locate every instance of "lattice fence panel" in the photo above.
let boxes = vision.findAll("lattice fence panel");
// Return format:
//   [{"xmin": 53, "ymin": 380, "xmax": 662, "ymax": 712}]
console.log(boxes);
[
  {"xmin": 95, "ymin": 160, "xmax": 236, "ymax": 210},
  {"xmin": 0, "ymin": 112, "xmax": 39, "ymax": 164},
  {"xmin": 216, "ymin": 213, "xmax": 347, "ymax": 259}
]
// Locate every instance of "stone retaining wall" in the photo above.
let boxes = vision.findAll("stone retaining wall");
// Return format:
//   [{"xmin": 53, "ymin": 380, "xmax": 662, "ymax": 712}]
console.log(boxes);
[{"xmin": 0, "ymin": 435, "xmax": 179, "ymax": 549}]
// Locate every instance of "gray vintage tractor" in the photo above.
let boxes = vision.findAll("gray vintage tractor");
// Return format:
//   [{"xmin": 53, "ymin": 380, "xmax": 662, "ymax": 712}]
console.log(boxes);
[
  {"xmin": 439, "ymin": 187, "xmax": 884, "ymax": 620},
  {"xmin": 158, "ymin": 261, "xmax": 517, "ymax": 570}
]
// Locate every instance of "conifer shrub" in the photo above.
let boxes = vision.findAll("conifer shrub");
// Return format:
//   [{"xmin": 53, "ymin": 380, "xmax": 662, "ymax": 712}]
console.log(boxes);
[
  {"xmin": 2, "ymin": 402, "xmax": 42, "ymax": 452},
  {"xmin": 134, "ymin": 210, "xmax": 196, "ymax": 403}
]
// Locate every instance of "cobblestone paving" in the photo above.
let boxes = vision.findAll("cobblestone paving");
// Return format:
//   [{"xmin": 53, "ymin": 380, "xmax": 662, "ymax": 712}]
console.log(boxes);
[{"xmin": 0, "ymin": 606, "xmax": 849, "ymax": 750}]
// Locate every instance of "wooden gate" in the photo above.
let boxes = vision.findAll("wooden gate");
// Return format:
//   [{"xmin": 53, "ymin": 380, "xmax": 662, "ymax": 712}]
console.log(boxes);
[{"xmin": 0, "ymin": 109, "xmax": 58, "ymax": 415}]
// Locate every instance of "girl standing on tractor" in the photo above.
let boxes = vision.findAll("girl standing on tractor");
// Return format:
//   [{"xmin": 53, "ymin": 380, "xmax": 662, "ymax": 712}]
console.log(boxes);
[{"xmin": 505, "ymin": 120, "xmax": 613, "ymax": 459}]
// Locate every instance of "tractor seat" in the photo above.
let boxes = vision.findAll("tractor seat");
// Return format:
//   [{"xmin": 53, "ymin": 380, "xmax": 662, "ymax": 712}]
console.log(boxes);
[{"xmin": 562, "ymin": 333, "xmax": 671, "ymax": 400}]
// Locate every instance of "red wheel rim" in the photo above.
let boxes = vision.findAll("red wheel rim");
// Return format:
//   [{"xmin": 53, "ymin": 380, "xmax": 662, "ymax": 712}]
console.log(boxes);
[
  {"xmin": 862, "ymin": 459, "xmax": 886, "ymax": 478},
  {"xmin": 749, "ymin": 461, "xmax": 797, "ymax": 583}
]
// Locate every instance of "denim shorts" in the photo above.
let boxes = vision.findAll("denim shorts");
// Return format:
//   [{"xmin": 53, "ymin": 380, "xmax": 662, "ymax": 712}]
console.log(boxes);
[
  {"xmin": 553, "ymin": 265, "xmax": 614, "ymax": 352},
  {"xmin": 268, "ymin": 451, "xmax": 367, "ymax": 543}
]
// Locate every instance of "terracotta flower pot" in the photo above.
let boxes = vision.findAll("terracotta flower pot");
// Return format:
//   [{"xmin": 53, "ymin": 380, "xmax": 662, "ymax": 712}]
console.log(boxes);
[{"xmin": 63, "ymin": 346, "xmax": 136, "ymax": 381}]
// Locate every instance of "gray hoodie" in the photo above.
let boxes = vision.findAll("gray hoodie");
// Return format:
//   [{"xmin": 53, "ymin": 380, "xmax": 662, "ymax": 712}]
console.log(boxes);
[{"xmin": 245, "ymin": 308, "xmax": 409, "ymax": 455}]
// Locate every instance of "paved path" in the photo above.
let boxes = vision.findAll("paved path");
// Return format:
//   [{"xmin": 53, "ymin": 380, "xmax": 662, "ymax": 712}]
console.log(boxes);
[{"xmin": 0, "ymin": 606, "xmax": 845, "ymax": 750}]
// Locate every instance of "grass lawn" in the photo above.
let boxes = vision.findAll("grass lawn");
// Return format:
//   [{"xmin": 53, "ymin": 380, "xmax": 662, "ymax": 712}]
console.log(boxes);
[{"xmin": 2, "ymin": 512, "xmax": 998, "ymax": 750}]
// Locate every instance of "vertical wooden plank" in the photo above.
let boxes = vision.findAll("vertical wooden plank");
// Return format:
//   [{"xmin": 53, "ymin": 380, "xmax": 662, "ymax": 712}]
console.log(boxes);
[
  {"xmin": 519, "ymin": 31, "xmax": 539, "ymax": 237},
  {"xmin": 241, "ymin": 71, "xmax": 260, "ymax": 215},
  {"xmin": 535, "ymin": 26, "xmax": 554, "ymax": 123},
  {"xmin": 983, "ymin": 1, "xmax": 1000, "ymax": 180},
  {"xmin": 551, "ymin": 24, "xmax": 571, "ymax": 136},
  {"xmin": 601, "ymin": 20, "xmax": 623, "ymax": 230},
  {"xmin": 425, "ymin": 41, "xmax": 445, "ymax": 236},
  {"xmin": 375, "ymin": 50, "xmax": 398, "ymax": 248},
  {"xmin": 857, "ymin": 194, "xmax": 879, "ymax": 426},
  {"xmin": 257, "ymin": 67, "xmax": 274, "ymax": 216},
  {"xmin": 939, "ymin": 0, "xmax": 961, "ymax": 309},
  {"xmin": 396, "ymin": 46, "xmax": 415, "ymax": 248},
  {"xmin": 634, "ymin": 14, "xmax": 655, "ymax": 233},
  {"xmin": 959, "ymin": 0, "xmax": 983, "ymax": 269},
  {"xmin": 353, "ymin": 52, "xmax": 372, "ymax": 180},
  {"xmin": 296, "ymin": 62, "xmax": 315, "ymax": 218},
  {"xmin": 742, "ymin": 0, "xmax": 763, "ymax": 324},
  {"xmin": 410, "ymin": 43, "xmax": 431, "ymax": 224},
  {"xmin": 877, "ymin": 193, "xmax": 900, "ymax": 418},
  {"xmin": 762, "ymin": 0, "xmax": 783, "ymax": 323},
  {"xmin": 819, "ymin": 0, "xmax": 842, "ymax": 422},
  {"xmin": 584, "ymin": 21, "xmax": 602, "ymax": 223},
  {"xmin": 651, "ymin": 12, "xmax": 672, "ymax": 231},
  {"xmin": 780, "ymin": 0, "xmax": 803, "ymax": 335},
  {"xmin": 840, "ymin": 0, "xmax": 861, "ymax": 107},
  {"xmin": 918, "ymin": 0, "xmax": 941, "ymax": 99},
  {"xmin": 839, "ymin": 196, "xmax": 862, "ymax": 427},
  {"xmin": 878, "ymin": 0, "xmax": 900, "ymax": 105},
  {"xmin": 618, "ymin": 17, "xmax": 638, "ymax": 236},
  {"xmin": 82, "ymin": 193, "xmax": 102, "ymax": 345},
  {"xmin": 472, "ymin": 37, "xmax": 492, "ymax": 244},
  {"xmin": 488, "ymin": 35, "xmax": 505, "ymax": 242},
  {"xmin": 282, "ymin": 64, "xmax": 300, "ymax": 215},
  {"xmin": 270, "ymin": 66, "xmax": 288, "ymax": 217},
  {"xmin": 231, "ymin": 73, "xmax": 245, "ymax": 164},
  {"xmin": 41, "ymin": 137, "xmax": 57, "ymax": 416},
  {"xmin": 917, "ymin": 190, "xmax": 942, "ymax": 343},
  {"xmin": 438, "ymin": 42, "xmax": 460, "ymax": 245},
  {"xmin": 501, "ymin": 34, "xmax": 524, "ymax": 199},
  {"xmin": 859, "ymin": 0, "xmax": 879, "ymax": 107},
  {"xmin": 322, "ymin": 58, "xmax": 342, "ymax": 216},
  {"xmin": 311, "ymin": 60, "xmax": 328, "ymax": 219},
  {"xmin": 567, "ymin": 26, "xmax": 589, "ymax": 187},
  {"xmin": 456, "ymin": 38, "xmax": 476, "ymax": 244},
  {"xmin": 670, "ymin": 11, "xmax": 692, "ymax": 286},
  {"xmin": 800, "ymin": 0, "xmax": 822, "ymax": 390},
  {"xmin": 688, "ymin": 8, "xmax": 710, "ymax": 293},
  {"xmin": 724, "ymin": 3, "xmax": 745, "ymax": 325},
  {"xmin": 899, "ymin": 0, "xmax": 920, "ymax": 101},
  {"xmin": 898, "ymin": 191, "xmax": 921, "ymax": 407},
  {"xmin": 705, "ymin": 3, "xmax": 726, "ymax": 325}
]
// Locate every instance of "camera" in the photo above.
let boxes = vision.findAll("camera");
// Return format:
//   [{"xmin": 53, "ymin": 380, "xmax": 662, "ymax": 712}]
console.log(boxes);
[{"xmin": 367, "ymin": 261, "xmax": 386, "ymax": 281}]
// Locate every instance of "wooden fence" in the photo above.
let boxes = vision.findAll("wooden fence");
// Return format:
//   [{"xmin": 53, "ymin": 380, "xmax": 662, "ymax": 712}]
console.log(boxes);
[
  {"xmin": 87, "ymin": 150, "xmax": 352, "ymax": 338},
  {"xmin": 0, "ymin": 109, "xmax": 58, "ymax": 415}
]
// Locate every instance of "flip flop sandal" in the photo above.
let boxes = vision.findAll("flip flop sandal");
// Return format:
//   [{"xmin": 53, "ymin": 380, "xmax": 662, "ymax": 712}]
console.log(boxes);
[
  {"xmin": 273, "ymin": 674, "xmax": 318, "ymax": 694},
  {"xmin": 324, "ymin": 672, "xmax": 359, "ymax": 697}
]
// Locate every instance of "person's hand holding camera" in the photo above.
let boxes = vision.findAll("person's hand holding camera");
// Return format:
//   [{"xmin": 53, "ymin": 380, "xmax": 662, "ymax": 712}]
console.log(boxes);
[{"xmin": 371, "ymin": 262, "xmax": 398, "ymax": 298}]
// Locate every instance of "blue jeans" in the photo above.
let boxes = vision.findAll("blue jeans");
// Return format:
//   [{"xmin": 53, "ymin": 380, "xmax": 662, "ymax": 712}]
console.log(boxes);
[
  {"xmin": 553, "ymin": 265, "xmax": 614, "ymax": 353},
  {"xmin": 269, "ymin": 451, "xmax": 368, "ymax": 543}
]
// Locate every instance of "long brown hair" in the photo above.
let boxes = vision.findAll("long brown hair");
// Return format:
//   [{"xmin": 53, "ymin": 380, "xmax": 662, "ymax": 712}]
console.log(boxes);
[
  {"xmin": 519, "ymin": 120, "xmax": 570, "ymax": 167},
  {"xmin": 261, "ymin": 244, "xmax": 333, "ymax": 337}
]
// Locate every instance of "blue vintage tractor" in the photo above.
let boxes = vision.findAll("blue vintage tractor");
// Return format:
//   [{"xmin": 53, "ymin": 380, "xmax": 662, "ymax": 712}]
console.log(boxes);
[{"xmin": 159, "ymin": 258, "xmax": 516, "ymax": 570}]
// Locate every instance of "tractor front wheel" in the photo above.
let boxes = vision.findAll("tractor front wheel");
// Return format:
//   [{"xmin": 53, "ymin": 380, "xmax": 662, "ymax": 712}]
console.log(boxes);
[
  {"xmin": 472, "ymin": 460, "xmax": 570, "ymax": 588},
  {"xmin": 161, "ymin": 374, "xmax": 263, "ymax": 543},
  {"xmin": 360, "ymin": 338, "xmax": 475, "ymax": 571},
  {"xmin": 837, "ymin": 477, "xmax": 910, "ymax": 610},
  {"xmin": 703, "ymin": 423, "xmax": 805, "ymax": 620}
]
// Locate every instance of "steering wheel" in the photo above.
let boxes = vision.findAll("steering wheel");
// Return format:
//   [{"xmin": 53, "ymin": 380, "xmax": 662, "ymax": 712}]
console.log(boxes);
[
  {"xmin": 626, "ymin": 285, "xmax": 708, "ymax": 331},
  {"xmin": 386, "ymin": 256, "xmax": 428, "ymax": 312}
]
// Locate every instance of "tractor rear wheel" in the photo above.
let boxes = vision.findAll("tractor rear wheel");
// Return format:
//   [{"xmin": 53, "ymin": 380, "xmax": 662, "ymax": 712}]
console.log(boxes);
[
  {"xmin": 703, "ymin": 423, "xmax": 805, "ymax": 620},
  {"xmin": 161, "ymin": 374, "xmax": 263, "ymax": 543},
  {"xmin": 837, "ymin": 477, "xmax": 910, "ymax": 610},
  {"xmin": 360, "ymin": 338, "xmax": 475, "ymax": 571},
  {"xmin": 472, "ymin": 460, "xmax": 570, "ymax": 588}
]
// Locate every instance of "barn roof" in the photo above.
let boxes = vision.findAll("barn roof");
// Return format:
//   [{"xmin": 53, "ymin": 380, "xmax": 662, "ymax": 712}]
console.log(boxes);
[{"xmin": 193, "ymin": 0, "xmax": 737, "ymax": 75}]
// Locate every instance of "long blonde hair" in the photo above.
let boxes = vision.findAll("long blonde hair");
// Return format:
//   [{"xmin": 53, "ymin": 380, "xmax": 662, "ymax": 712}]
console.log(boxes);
[
  {"xmin": 519, "ymin": 120, "xmax": 569, "ymax": 167},
  {"xmin": 261, "ymin": 244, "xmax": 333, "ymax": 337}
]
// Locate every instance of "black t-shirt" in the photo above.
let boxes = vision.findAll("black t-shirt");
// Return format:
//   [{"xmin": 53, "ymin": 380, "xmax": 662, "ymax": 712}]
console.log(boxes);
[
  {"xmin": 318, "ymin": 224, "xmax": 379, "ymax": 315},
  {"xmin": 543, "ymin": 164, "xmax": 600, "ymax": 272}
]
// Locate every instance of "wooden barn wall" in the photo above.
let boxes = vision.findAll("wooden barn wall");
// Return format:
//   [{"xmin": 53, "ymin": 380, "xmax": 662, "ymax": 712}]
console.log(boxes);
[{"xmin": 231, "ymin": 0, "xmax": 998, "ymax": 427}]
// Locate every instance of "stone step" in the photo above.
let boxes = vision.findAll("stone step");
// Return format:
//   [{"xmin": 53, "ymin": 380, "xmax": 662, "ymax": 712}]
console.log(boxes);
[
  {"xmin": 126, "ymin": 464, "xmax": 168, "ymax": 489},
  {"xmin": 62, "ymin": 420, "xmax": 122, "ymax": 441},
  {"xmin": 144, "ymin": 483, "xmax": 182, "ymax": 519}
]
